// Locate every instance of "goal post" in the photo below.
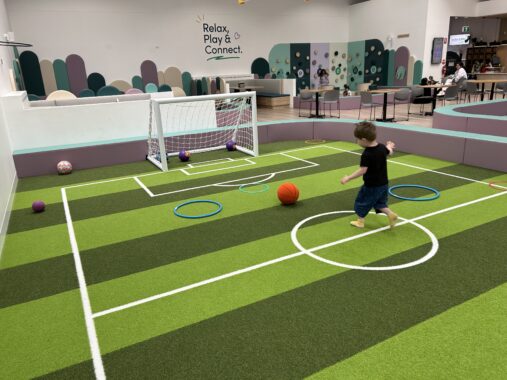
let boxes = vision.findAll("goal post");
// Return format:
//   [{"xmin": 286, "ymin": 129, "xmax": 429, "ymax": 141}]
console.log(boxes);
[{"xmin": 148, "ymin": 92, "xmax": 259, "ymax": 171}]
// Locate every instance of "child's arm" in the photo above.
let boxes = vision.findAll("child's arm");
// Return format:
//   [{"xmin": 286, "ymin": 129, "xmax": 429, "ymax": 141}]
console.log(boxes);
[
  {"xmin": 341, "ymin": 166, "xmax": 367, "ymax": 184},
  {"xmin": 386, "ymin": 141, "xmax": 395, "ymax": 155}
]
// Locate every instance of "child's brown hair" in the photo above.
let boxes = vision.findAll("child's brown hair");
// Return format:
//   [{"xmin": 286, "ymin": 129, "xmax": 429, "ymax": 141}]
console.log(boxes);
[{"xmin": 354, "ymin": 121, "xmax": 377, "ymax": 141}]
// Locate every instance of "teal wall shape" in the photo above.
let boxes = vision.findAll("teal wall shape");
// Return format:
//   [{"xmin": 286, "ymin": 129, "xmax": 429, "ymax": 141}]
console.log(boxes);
[
  {"xmin": 347, "ymin": 41, "xmax": 365, "ymax": 91},
  {"xmin": 251, "ymin": 57, "xmax": 270, "ymax": 79},
  {"xmin": 97, "ymin": 85, "xmax": 122, "ymax": 96},
  {"xmin": 290, "ymin": 43, "xmax": 311, "ymax": 94},
  {"xmin": 87, "ymin": 72, "xmax": 106, "ymax": 94},
  {"xmin": 201, "ymin": 77, "xmax": 208, "ymax": 94},
  {"xmin": 53, "ymin": 59, "xmax": 71, "ymax": 91},
  {"xmin": 364, "ymin": 39, "xmax": 387, "ymax": 86},
  {"xmin": 268, "ymin": 43, "xmax": 290, "ymax": 79},
  {"xmin": 13, "ymin": 59, "xmax": 25, "ymax": 90},
  {"xmin": 19, "ymin": 51, "xmax": 45, "ymax": 96},
  {"xmin": 387, "ymin": 50, "xmax": 395, "ymax": 86},
  {"xmin": 132, "ymin": 75, "xmax": 144, "ymax": 91},
  {"xmin": 413, "ymin": 60, "xmax": 423, "ymax": 84},
  {"xmin": 182, "ymin": 72, "xmax": 192, "ymax": 96}
]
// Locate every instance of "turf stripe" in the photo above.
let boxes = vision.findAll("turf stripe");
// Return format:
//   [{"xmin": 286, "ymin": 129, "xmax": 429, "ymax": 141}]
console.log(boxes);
[
  {"xmin": 44, "ymin": 216, "xmax": 507, "ymax": 378},
  {"xmin": 6, "ymin": 148, "xmax": 361, "ymax": 234},
  {"xmin": 308, "ymin": 282, "xmax": 507, "ymax": 379},
  {"xmin": 0, "ymin": 166, "xmax": 502, "ymax": 308}
]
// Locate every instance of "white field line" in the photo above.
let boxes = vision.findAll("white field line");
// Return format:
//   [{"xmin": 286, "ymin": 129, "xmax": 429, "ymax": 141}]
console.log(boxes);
[
  {"xmin": 133, "ymin": 177, "xmax": 155, "ymax": 198},
  {"xmin": 323, "ymin": 145, "xmax": 500, "ymax": 188},
  {"xmin": 180, "ymin": 160, "xmax": 256, "ymax": 176},
  {"xmin": 187, "ymin": 157, "xmax": 234, "ymax": 168},
  {"xmin": 92, "ymin": 190, "xmax": 507, "ymax": 319},
  {"xmin": 61, "ymin": 189, "xmax": 106, "ymax": 379},
  {"xmin": 63, "ymin": 145, "xmax": 331, "ymax": 190}
]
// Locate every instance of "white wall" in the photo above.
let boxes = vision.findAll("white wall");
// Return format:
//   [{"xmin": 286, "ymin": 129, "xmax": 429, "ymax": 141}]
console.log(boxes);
[
  {"xmin": 349, "ymin": 0, "xmax": 429, "ymax": 60},
  {"xmin": 422, "ymin": 0, "xmax": 478, "ymax": 80},
  {"xmin": 476, "ymin": 0, "xmax": 507, "ymax": 17},
  {"xmin": 6, "ymin": 0, "xmax": 350, "ymax": 82},
  {"xmin": 0, "ymin": 0, "xmax": 17, "ymax": 257}
]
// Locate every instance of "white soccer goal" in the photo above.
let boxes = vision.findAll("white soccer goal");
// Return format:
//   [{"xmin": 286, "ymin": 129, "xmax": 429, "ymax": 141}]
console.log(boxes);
[{"xmin": 148, "ymin": 92, "xmax": 259, "ymax": 171}]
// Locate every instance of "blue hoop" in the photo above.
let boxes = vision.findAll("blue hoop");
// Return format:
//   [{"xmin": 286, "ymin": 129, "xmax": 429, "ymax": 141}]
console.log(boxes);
[
  {"xmin": 239, "ymin": 183, "xmax": 270, "ymax": 194},
  {"xmin": 389, "ymin": 184, "xmax": 440, "ymax": 201},
  {"xmin": 173, "ymin": 200, "xmax": 223, "ymax": 219}
]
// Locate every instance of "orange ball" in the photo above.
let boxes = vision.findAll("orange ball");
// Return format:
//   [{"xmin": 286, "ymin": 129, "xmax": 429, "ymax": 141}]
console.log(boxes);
[{"xmin": 277, "ymin": 182, "xmax": 299, "ymax": 205}]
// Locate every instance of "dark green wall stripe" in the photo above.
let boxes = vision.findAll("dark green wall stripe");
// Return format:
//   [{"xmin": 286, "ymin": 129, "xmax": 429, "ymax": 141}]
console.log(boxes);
[
  {"xmin": 43, "ymin": 216, "xmax": 507, "ymax": 379},
  {"xmin": 0, "ymin": 165, "xmax": 490, "ymax": 308},
  {"xmin": 19, "ymin": 51, "xmax": 45, "ymax": 97}
]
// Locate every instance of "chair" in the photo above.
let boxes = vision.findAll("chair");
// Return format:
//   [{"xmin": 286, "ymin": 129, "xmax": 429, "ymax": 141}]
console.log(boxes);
[
  {"xmin": 464, "ymin": 81, "xmax": 482, "ymax": 102},
  {"xmin": 439, "ymin": 85, "xmax": 459, "ymax": 106},
  {"xmin": 298, "ymin": 90, "xmax": 314, "ymax": 117},
  {"xmin": 454, "ymin": 76, "xmax": 467, "ymax": 102},
  {"xmin": 358, "ymin": 92, "xmax": 382, "ymax": 120},
  {"xmin": 494, "ymin": 82, "xmax": 507, "ymax": 99},
  {"xmin": 321, "ymin": 89, "xmax": 340, "ymax": 118},
  {"xmin": 409, "ymin": 86, "xmax": 433, "ymax": 115},
  {"xmin": 391, "ymin": 88, "xmax": 411, "ymax": 121}
]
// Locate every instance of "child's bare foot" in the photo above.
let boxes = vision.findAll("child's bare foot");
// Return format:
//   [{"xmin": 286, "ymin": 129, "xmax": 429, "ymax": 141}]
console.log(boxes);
[
  {"xmin": 350, "ymin": 220, "xmax": 365, "ymax": 228},
  {"xmin": 388, "ymin": 212, "xmax": 398, "ymax": 228}
]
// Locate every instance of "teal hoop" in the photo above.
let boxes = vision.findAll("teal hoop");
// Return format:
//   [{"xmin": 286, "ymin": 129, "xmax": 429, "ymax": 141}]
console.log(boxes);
[
  {"xmin": 239, "ymin": 183, "xmax": 270, "ymax": 194},
  {"xmin": 173, "ymin": 200, "xmax": 223, "ymax": 219},
  {"xmin": 389, "ymin": 184, "xmax": 440, "ymax": 201}
]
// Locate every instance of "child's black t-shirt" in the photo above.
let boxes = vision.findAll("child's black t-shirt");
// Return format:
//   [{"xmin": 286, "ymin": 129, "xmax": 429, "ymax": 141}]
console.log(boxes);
[{"xmin": 360, "ymin": 143, "xmax": 389, "ymax": 187}]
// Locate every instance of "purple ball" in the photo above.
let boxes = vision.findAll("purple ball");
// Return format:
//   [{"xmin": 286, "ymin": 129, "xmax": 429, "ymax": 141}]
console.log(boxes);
[
  {"xmin": 32, "ymin": 200, "xmax": 46, "ymax": 213},
  {"xmin": 178, "ymin": 150, "xmax": 190, "ymax": 162},
  {"xmin": 226, "ymin": 140, "xmax": 236, "ymax": 151}
]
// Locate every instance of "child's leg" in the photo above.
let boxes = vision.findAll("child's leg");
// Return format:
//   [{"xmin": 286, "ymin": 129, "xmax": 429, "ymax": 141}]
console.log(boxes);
[
  {"xmin": 379, "ymin": 207, "xmax": 398, "ymax": 228},
  {"xmin": 350, "ymin": 217, "xmax": 365, "ymax": 228},
  {"xmin": 351, "ymin": 186, "xmax": 371, "ymax": 228}
]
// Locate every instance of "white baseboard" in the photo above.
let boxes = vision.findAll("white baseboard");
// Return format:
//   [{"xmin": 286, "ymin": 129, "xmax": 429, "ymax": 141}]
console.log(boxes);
[{"xmin": 0, "ymin": 174, "xmax": 18, "ymax": 261}]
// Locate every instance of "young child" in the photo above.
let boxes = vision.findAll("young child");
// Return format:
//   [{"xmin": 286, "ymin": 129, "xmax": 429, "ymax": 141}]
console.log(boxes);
[
  {"xmin": 342, "ymin": 84, "xmax": 351, "ymax": 97},
  {"xmin": 340, "ymin": 121, "xmax": 398, "ymax": 228}
]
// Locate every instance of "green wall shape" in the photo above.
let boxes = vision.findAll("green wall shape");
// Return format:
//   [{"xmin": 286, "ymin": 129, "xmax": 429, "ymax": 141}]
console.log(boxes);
[
  {"xmin": 87, "ymin": 72, "xmax": 106, "ymax": 94},
  {"xmin": 19, "ymin": 51, "xmax": 45, "ymax": 96},
  {"xmin": 158, "ymin": 84, "xmax": 172, "ymax": 92},
  {"xmin": 387, "ymin": 50, "xmax": 395, "ymax": 86},
  {"xmin": 132, "ymin": 75, "xmax": 144, "ymax": 91},
  {"xmin": 53, "ymin": 59, "xmax": 71, "ymax": 91},
  {"xmin": 196, "ymin": 79, "xmax": 203, "ymax": 95},
  {"xmin": 78, "ymin": 88, "xmax": 95, "ymax": 98},
  {"xmin": 201, "ymin": 77, "xmax": 208, "ymax": 94},
  {"xmin": 290, "ymin": 43, "xmax": 311, "ymax": 94},
  {"xmin": 269, "ymin": 43, "xmax": 291, "ymax": 79},
  {"xmin": 347, "ymin": 41, "xmax": 365, "ymax": 91},
  {"xmin": 251, "ymin": 57, "xmax": 270, "ymax": 78},
  {"xmin": 97, "ymin": 85, "xmax": 122, "ymax": 96},
  {"xmin": 182, "ymin": 72, "xmax": 192, "ymax": 96},
  {"xmin": 413, "ymin": 60, "xmax": 423, "ymax": 85},
  {"xmin": 145, "ymin": 83, "xmax": 158, "ymax": 93}
]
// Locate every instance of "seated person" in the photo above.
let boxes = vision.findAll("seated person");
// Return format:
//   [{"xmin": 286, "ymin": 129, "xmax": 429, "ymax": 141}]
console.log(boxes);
[
  {"xmin": 453, "ymin": 62, "xmax": 467, "ymax": 83},
  {"xmin": 317, "ymin": 68, "xmax": 329, "ymax": 87},
  {"xmin": 342, "ymin": 84, "xmax": 351, "ymax": 96},
  {"xmin": 428, "ymin": 76, "xmax": 438, "ymax": 85}
]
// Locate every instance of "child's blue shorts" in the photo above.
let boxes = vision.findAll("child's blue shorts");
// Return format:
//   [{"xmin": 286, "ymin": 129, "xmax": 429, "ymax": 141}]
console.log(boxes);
[{"xmin": 354, "ymin": 184, "xmax": 389, "ymax": 218}]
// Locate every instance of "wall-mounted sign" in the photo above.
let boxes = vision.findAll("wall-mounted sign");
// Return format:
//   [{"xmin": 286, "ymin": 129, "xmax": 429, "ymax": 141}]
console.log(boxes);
[
  {"xmin": 198, "ymin": 15, "xmax": 243, "ymax": 61},
  {"xmin": 449, "ymin": 34, "xmax": 470, "ymax": 46},
  {"xmin": 462, "ymin": 25, "xmax": 470, "ymax": 33}
]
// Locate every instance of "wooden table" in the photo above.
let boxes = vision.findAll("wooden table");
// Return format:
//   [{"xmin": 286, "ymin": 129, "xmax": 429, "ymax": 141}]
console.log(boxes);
[
  {"xmin": 465, "ymin": 79, "xmax": 507, "ymax": 101},
  {"xmin": 368, "ymin": 89, "xmax": 400, "ymax": 122},
  {"xmin": 417, "ymin": 84, "xmax": 455, "ymax": 115},
  {"xmin": 301, "ymin": 88, "xmax": 331, "ymax": 118}
]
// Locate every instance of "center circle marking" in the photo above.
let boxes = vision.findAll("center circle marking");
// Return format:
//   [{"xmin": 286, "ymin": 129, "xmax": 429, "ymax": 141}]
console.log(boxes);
[{"xmin": 291, "ymin": 210, "xmax": 438, "ymax": 271}]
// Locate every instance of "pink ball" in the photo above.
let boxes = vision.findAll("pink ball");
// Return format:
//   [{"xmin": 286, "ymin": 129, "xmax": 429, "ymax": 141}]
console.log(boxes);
[
  {"xmin": 57, "ymin": 160, "xmax": 73, "ymax": 175},
  {"xmin": 32, "ymin": 200, "xmax": 46, "ymax": 213}
]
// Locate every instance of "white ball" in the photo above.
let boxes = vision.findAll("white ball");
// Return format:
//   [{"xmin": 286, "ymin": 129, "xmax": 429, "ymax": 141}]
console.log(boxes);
[{"xmin": 57, "ymin": 160, "xmax": 73, "ymax": 175}]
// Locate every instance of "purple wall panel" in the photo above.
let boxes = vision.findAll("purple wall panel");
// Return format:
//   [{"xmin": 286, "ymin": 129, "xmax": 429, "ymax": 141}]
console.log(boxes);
[
  {"xmin": 432, "ymin": 113, "xmax": 468, "ymax": 132},
  {"xmin": 140, "ymin": 60, "xmax": 159, "ymax": 87},
  {"xmin": 314, "ymin": 121, "xmax": 356, "ymax": 142},
  {"xmin": 66, "ymin": 54, "xmax": 88, "ymax": 95},
  {"xmin": 14, "ymin": 140, "xmax": 147, "ymax": 177},
  {"xmin": 393, "ymin": 47, "xmax": 409, "ymax": 87},
  {"xmin": 258, "ymin": 124, "xmax": 270, "ymax": 144},
  {"xmin": 310, "ymin": 43, "xmax": 330, "ymax": 89},
  {"xmin": 456, "ymin": 101, "xmax": 507, "ymax": 116},
  {"xmin": 267, "ymin": 122, "xmax": 314, "ymax": 141},
  {"xmin": 466, "ymin": 118, "xmax": 507, "ymax": 137},
  {"xmin": 376, "ymin": 127, "xmax": 466, "ymax": 163},
  {"xmin": 463, "ymin": 139, "xmax": 507, "ymax": 172}
]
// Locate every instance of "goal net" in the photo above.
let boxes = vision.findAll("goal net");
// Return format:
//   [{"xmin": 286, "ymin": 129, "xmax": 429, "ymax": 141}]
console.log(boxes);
[{"xmin": 148, "ymin": 92, "xmax": 258, "ymax": 171}]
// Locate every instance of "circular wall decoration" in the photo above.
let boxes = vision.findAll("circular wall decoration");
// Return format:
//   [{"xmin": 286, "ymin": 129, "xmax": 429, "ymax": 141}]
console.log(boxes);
[
  {"xmin": 297, "ymin": 69, "xmax": 304, "ymax": 78},
  {"xmin": 302, "ymin": 80, "xmax": 306, "ymax": 85},
  {"xmin": 335, "ymin": 78, "xmax": 339, "ymax": 83},
  {"xmin": 365, "ymin": 52, "xmax": 369, "ymax": 57},
  {"xmin": 292, "ymin": 65, "xmax": 296, "ymax": 70},
  {"xmin": 272, "ymin": 67, "xmax": 277, "ymax": 72},
  {"xmin": 348, "ymin": 57, "xmax": 352, "ymax": 62},
  {"xmin": 305, "ymin": 68, "xmax": 310, "ymax": 74},
  {"xmin": 376, "ymin": 77, "xmax": 380, "ymax": 82},
  {"xmin": 343, "ymin": 67, "xmax": 347, "ymax": 71},
  {"xmin": 312, "ymin": 60, "xmax": 317, "ymax": 65},
  {"xmin": 340, "ymin": 74, "xmax": 344, "ymax": 79},
  {"xmin": 276, "ymin": 59, "xmax": 280, "ymax": 64},
  {"xmin": 285, "ymin": 59, "xmax": 290, "ymax": 64},
  {"xmin": 331, "ymin": 59, "xmax": 335, "ymax": 64},
  {"xmin": 334, "ymin": 51, "xmax": 339, "ymax": 56},
  {"xmin": 356, "ymin": 52, "xmax": 360, "ymax": 57},
  {"xmin": 342, "ymin": 53, "xmax": 347, "ymax": 58},
  {"xmin": 335, "ymin": 67, "xmax": 341, "ymax": 74},
  {"xmin": 338, "ymin": 63, "xmax": 342, "ymax": 67},
  {"xmin": 353, "ymin": 66, "xmax": 358, "ymax": 74},
  {"xmin": 350, "ymin": 77, "xmax": 355, "ymax": 82},
  {"xmin": 377, "ymin": 51, "xmax": 382, "ymax": 56},
  {"xmin": 295, "ymin": 52, "xmax": 301, "ymax": 58},
  {"xmin": 306, "ymin": 56, "xmax": 310, "ymax": 60},
  {"xmin": 365, "ymin": 69, "xmax": 369, "ymax": 74},
  {"xmin": 358, "ymin": 70, "xmax": 363, "ymax": 75},
  {"xmin": 370, "ymin": 46, "xmax": 375, "ymax": 51},
  {"xmin": 331, "ymin": 65, "xmax": 336, "ymax": 71},
  {"xmin": 324, "ymin": 52, "xmax": 329, "ymax": 58},
  {"xmin": 370, "ymin": 65, "xmax": 377, "ymax": 74},
  {"xmin": 314, "ymin": 50, "xmax": 318, "ymax": 55},
  {"xmin": 378, "ymin": 67, "xmax": 382, "ymax": 73}
]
